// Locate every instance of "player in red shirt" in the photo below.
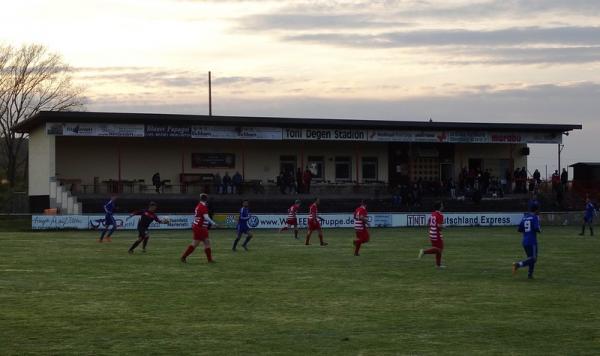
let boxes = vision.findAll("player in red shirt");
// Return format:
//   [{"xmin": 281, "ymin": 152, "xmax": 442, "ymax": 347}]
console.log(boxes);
[
  {"xmin": 279, "ymin": 199, "xmax": 301, "ymax": 239},
  {"xmin": 181, "ymin": 193, "xmax": 217, "ymax": 263},
  {"xmin": 353, "ymin": 200, "xmax": 370, "ymax": 256},
  {"xmin": 418, "ymin": 201, "xmax": 446, "ymax": 268},
  {"xmin": 305, "ymin": 197, "xmax": 327, "ymax": 246}
]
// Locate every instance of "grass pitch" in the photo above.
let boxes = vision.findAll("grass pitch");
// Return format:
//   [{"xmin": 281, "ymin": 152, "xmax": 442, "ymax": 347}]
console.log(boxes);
[{"xmin": 1, "ymin": 226, "xmax": 599, "ymax": 355}]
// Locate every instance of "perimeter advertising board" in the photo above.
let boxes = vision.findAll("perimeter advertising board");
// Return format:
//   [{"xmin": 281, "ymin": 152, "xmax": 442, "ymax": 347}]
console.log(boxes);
[{"xmin": 32, "ymin": 212, "xmax": 524, "ymax": 230}]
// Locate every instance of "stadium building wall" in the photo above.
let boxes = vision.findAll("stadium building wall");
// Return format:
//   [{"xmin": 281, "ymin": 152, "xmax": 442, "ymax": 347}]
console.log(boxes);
[
  {"xmin": 28, "ymin": 125, "xmax": 55, "ymax": 211},
  {"xmin": 54, "ymin": 137, "xmax": 390, "ymax": 186}
]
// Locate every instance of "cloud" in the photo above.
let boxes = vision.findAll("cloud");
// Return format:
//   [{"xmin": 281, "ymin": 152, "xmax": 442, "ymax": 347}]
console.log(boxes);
[
  {"xmin": 74, "ymin": 67, "xmax": 275, "ymax": 88},
  {"xmin": 285, "ymin": 26, "xmax": 600, "ymax": 48},
  {"xmin": 439, "ymin": 46, "xmax": 600, "ymax": 65},
  {"xmin": 240, "ymin": 13, "xmax": 412, "ymax": 30}
]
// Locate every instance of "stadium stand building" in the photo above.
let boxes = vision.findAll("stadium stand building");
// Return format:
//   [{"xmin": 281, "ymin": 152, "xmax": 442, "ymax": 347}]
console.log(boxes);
[{"xmin": 14, "ymin": 111, "xmax": 581, "ymax": 213}]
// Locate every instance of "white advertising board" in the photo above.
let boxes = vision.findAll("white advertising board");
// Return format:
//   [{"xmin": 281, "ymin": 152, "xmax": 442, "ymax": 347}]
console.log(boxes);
[{"xmin": 32, "ymin": 212, "xmax": 524, "ymax": 230}]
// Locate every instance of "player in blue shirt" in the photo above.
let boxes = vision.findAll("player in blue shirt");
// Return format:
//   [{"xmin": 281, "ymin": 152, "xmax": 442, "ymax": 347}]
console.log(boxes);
[
  {"xmin": 233, "ymin": 200, "xmax": 253, "ymax": 251},
  {"xmin": 512, "ymin": 204, "xmax": 541, "ymax": 279},
  {"xmin": 99, "ymin": 195, "xmax": 118, "ymax": 242},
  {"xmin": 579, "ymin": 197, "xmax": 596, "ymax": 236}
]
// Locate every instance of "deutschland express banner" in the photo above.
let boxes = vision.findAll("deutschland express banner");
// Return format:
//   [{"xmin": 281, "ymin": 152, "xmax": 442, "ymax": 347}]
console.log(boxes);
[{"xmin": 32, "ymin": 212, "xmax": 523, "ymax": 230}]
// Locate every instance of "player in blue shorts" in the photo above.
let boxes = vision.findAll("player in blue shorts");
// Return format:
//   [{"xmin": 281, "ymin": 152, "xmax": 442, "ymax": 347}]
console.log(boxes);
[
  {"xmin": 579, "ymin": 197, "xmax": 596, "ymax": 236},
  {"xmin": 233, "ymin": 200, "xmax": 253, "ymax": 251},
  {"xmin": 512, "ymin": 204, "xmax": 541, "ymax": 279},
  {"xmin": 99, "ymin": 194, "xmax": 118, "ymax": 243}
]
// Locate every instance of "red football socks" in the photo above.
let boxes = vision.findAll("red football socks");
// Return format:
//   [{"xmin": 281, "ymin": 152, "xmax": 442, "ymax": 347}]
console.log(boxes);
[
  {"xmin": 182, "ymin": 245, "xmax": 195, "ymax": 259},
  {"xmin": 204, "ymin": 248, "xmax": 212, "ymax": 262},
  {"xmin": 423, "ymin": 247, "xmax": 443, "ymax": 266},
  {"xmin": 354, "ymin": 240, "xmax": 361, "ymax": 255}
]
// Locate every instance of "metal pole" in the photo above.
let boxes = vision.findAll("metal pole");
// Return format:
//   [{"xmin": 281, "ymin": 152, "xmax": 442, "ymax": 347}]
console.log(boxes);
[
  {"xmin": 355, "ymin": 145, "xmax": 360, "ymax": 185},
  {"xmin": 208, "ymin": 71, "xmax": 212, "ymax": 116},
  {"xmin": 558, "ymin": 143, "xmax": 561, "ymax": 173},
  {"xmin": 117, "ymin": 142, "xmax": 122, "ymax": 193}
]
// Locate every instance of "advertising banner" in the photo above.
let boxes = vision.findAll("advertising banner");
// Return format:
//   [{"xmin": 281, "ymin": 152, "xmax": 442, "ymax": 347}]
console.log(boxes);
[
  {"xmin": 33, "ymin": 212, "xmax": 523, "ymax": 230},
  {"xmin": 45, "ymin": 122, "xmax": 562, "ymax": 144},
  {"xmin": 398, "ymin": 212, "xmax": 523, "ymax": 227},
  {"xmin": 367, "ymin": 130, "xmax": 561, "ymax": 144},
  {"xmin": 144, "ymin": 124, "xmax": 191, "ymax": 138},
  {"xmin": 47, "ymin": 123, "xmax": 145, "ymax": 137},
  {"xmin": 191, "ymin": 126, "xmax": 282, "ymax": 140}
]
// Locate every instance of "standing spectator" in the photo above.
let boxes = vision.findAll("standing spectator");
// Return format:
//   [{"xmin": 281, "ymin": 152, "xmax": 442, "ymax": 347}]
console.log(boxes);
[
  {"xmin": 519, "ymin": 167, "xmax": 528, "ymax": 193},
  {"xmin": 285, "ymin": 170, "xmax": 295, "ymax": 194},
  {"xmin": 222, "ymin": 172, "xmax": 232, "ymax": 194},
  {"xmin": 513, "ymin": 169, "xmax": 521, "ymax": 193},
  {"xmin": 449, "ymin": 179, "xmax": 456, "ymax": 200},
  {"xmin": 482, "ymin": 169, "xmax": 491, "ymax": 193},
  {"xmin": 505, "ymin": 168, "xmax": 512, "ymax": 194},
  {"xmin": 303, "ymin": 167, "xmax": 313, "ymax": 194},
  {"xmin": 561, "ymin": 168, "xmax": 569, "ymax": 192},
  {"xmin": 152, "ymin": 172, "xmax": 161, "ymax": 193},
  {"xmin": 533, "ymin": 169, "xmax": 541, "ymax": 184},
  {"xmin": 392, "ymin": 185, "xmax": 402, "ymax": 208},
  {"xmin": 296, "ymin": 168, "xmax": 304, "ymax": 194},
  {"xmin": 277, "ymin": 171, "xmax": 286, "ymax": 194},
  {"xmin": 213, "ymin": 173, "xmax": 222, "ymax": 194},
  {"xmin": 551, "ymin": 170, "xmax": 560, "ymax": 193},
  {"xmin": 232, "ymin": 171, "xmax": 243, "ymax": 194}
]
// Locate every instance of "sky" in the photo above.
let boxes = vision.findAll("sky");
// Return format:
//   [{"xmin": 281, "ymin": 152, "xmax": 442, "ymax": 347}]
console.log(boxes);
[{"xmin": 1, "ymin": 0, "xmax": 599, "ymax": 176}]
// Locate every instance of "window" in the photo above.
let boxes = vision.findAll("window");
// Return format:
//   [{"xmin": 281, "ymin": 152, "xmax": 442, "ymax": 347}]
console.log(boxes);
[
  {"xmin": 280, "ymin": 155, "xmax": 297, "ymax": 175},
  {"xmin": 335, "ymin": 156, "xmax": 352, "ymax": 182},
  {"xmin": 307, "ymin": 156, "xmax": 324, "ymax": 181},
  {"xmin": 362, "ymin": 157, "xmax": 378, "ymax": 181}
]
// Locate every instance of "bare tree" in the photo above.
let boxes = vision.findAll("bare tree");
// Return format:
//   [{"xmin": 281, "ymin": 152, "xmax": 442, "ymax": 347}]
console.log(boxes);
[{"xmin": 0, "ymin": 44, "xmax": 84, "ymax": 187}]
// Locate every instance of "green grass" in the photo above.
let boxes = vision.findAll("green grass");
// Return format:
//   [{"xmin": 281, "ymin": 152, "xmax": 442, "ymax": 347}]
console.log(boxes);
[
  {"xmin": 1, "ymin": 227, "xmax": 599, "ymax": 355},
  {"xmin": 0, "ymin": 215, "xmax": 31, "ymax": 232}
]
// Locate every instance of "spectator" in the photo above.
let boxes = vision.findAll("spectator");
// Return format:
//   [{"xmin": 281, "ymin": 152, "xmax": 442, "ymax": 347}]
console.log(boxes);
[
  {"xmin": 482, "ymin": 169, "xmax": 491, "ymax": 193},
  {"xmin": 551, "ymin": 170, "xmax": 560, "ymax": 193},
  {"xmin": 519, "ymin": 167, "xmax": 528, "ymax": 193},
  {"xmin": 513, "ymin": 169, "xmax": 521, "ymax": 193},
  {"xmin": 449, "ymin": 179, "xmax": 456, "ymax": 200},
  {"xmin": 232, "ymin": 171, "xmax": 243, "ymax": 194},
  {"xmin": 504, "ymin": 168, "xmax": 512, "ymax": 194},
  {"xmin": 277, "ymin": 171, "xmax": 286, "ymax": 194},
  {"xmin": 152, "ymin": 172, "xmax": 161, "ymax": 193},
  {"xmin": 222, "ymin": 172, "xmax": 232, "ymax": 194},
  {"xmin": 296, "ymin": 168, "xmax": 304, "ymax": 194},
  {"xmin": 213, "ymin": 173, "xmax": 222, "ymax": 194},
  {"xmin": 285, "ymin": 170, "xmax": 295, "ymax": 194},
  {"xmin": 533, "ymin": 169, "xmax": 541, "ymax": 184},
  {"xmin": 392, "ymin": 185, "xmax": 402, "ymax": 208},
  {"xmin": 303, "ymin": 167, "xmax": 313, "ymax": 194},
  {"xmin": 561, "ymin": 168, "xmax": 569, "ymax": 192}
]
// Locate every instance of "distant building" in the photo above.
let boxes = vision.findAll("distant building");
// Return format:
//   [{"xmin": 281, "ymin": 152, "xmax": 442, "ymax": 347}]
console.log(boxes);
[{"xmin": 570, "ymin": 162, "xmax": 600, "ymax": 193}]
